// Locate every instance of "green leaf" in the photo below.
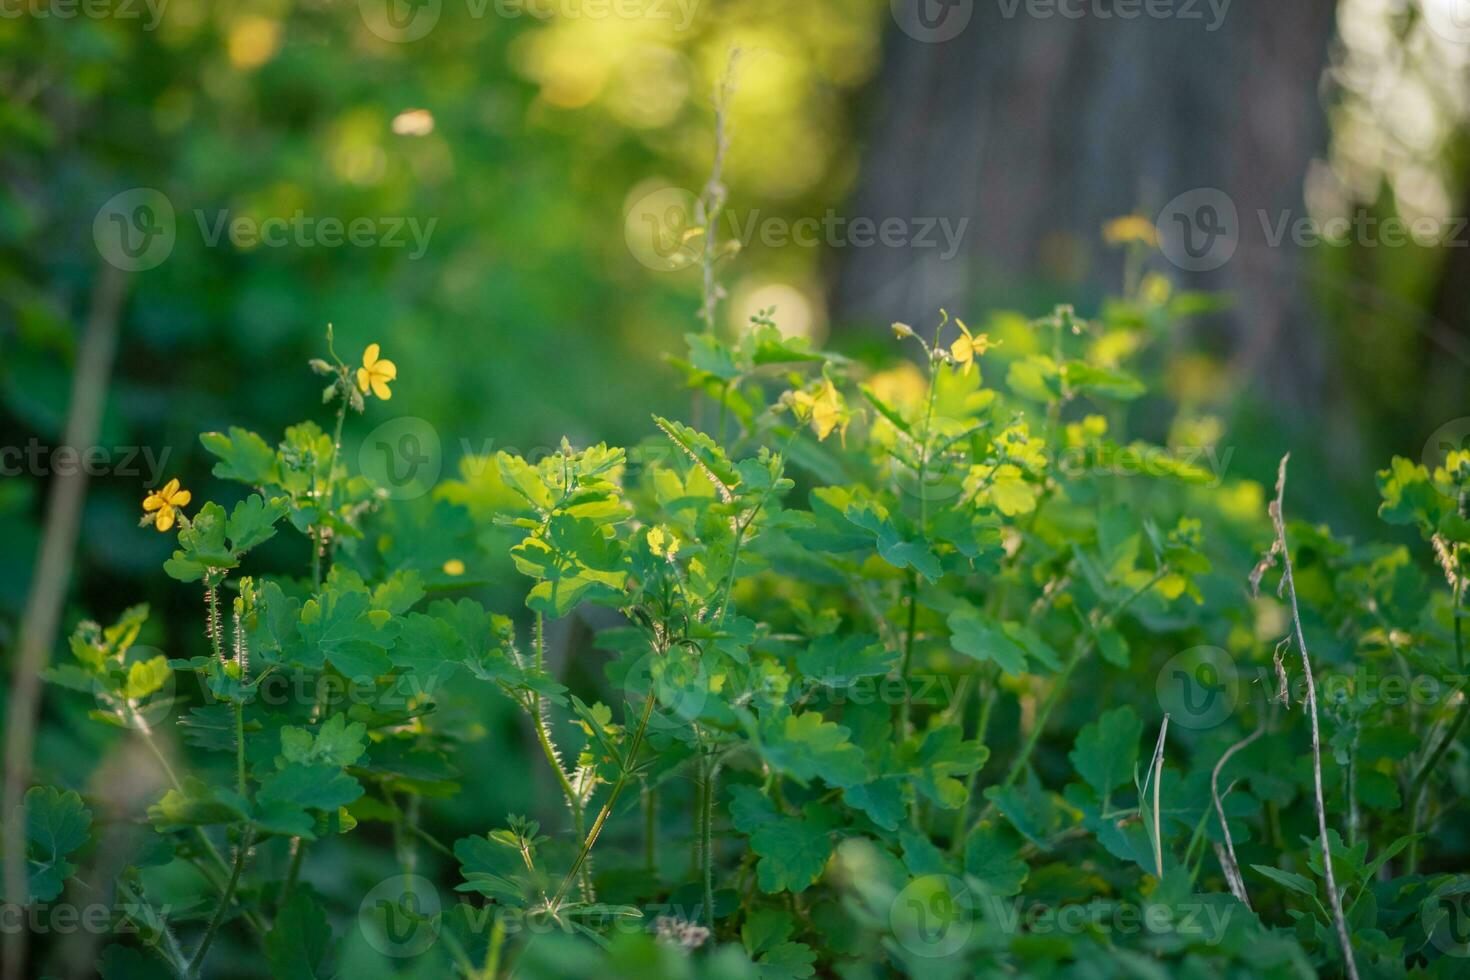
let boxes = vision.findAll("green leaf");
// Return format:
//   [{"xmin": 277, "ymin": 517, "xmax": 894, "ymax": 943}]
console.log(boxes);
[
  {"xmin": 164, "ymin": 502, "xmax": 236, "ymax": 581},
  {"xmin": 685, "ymin": 332, "xmax": 742, "ymax": 381},
  {"xmin": 1063, "ymin": 361, "xmax": 1145, "ymax": 400},
  {"xmin": 842, "ymin": 496, "xmax": 940, "ymax": 581},
  {"xmin": 760, "ymin": 713, "xmax": 869, "ymax": 789},
  {"xmin": 1377, "ymin": 456, "xmax": 1445, "ymax": 529},
  {"xmin": 1006, "ymin": 354, "xmax": 1061, "ymax": 402},
  {"xmin": 123, "ymin": 656, "xmax": 171, "ymax": 699},
  {"xmin": 24, "ymin": 786, "xmax": 92, "ymax": 902},
  {"xmin": 259, "ymin": 764, "xmax": 365, "ymax": 812},
  {"xmin": 298, "ymin": 589, "xmax": 393, "ymax": 679},
  {"xmin": 796, "ymin": 633, "xmax": 894, "ymax": 685},
  {"xmin": 750, "ymin": 804, "xmax": 837, "ymax": 894},
  {"xmin": 280, "ymin": 714, "xmax": 367, "ymax": 768},
  {"xmin": 227, "ymin": 494, "xmax": 288, "ymax": 553},
  {"xmin": 948, "ymin": 607, "xmax": 1026, "ymax": 675},
  {"xmin": 653, "ymin": 415, "xmax": 740, "ymax": 500},
  {"xmin": 964, "ymin": 822, "xmax": 1028, "ymax": 896},
  {"xmin": 147, "ymin": 777, "xmax": 248, "ymax": 830},
  {"xmin": 372, "ymin": 569, "xmax": 427, "ymax": 615},
  {"xmin": 201, "ymin": 427, "xmax": 278, "ymax": 485},
  {"xmin": 1250, "ymin": 863, "xmax": 1316, "ymax": 897},
  {"xmin": 858, "ymin": 384, "xmax": 914, "ymax": 438},
  {"xmin": 755, "ymin": 942, "xmax": 817, "ymax": 979},
  {"xmin": 266, "ymin": 891, "xmax": 334, "ymax": 979},
  {"xmin": 1069, "ymin": 705, "xmax": 1143, "ymax": 797},
  {"xmin": 909, "ymin": 724, "xmax": 989, "ymax": 809},
  {"xmin": 742, "ymin": 907, "xmax": 795, "ymax": 956},
  {"xmin": 843, "ymin": 777, "xmax": 908, "ymax": 832}
]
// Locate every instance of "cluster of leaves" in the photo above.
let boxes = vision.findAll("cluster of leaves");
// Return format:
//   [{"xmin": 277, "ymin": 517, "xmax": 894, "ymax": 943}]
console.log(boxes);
[{"xmin": 22, "ymin": 267, "xmax": 1470, "ymax": 979}]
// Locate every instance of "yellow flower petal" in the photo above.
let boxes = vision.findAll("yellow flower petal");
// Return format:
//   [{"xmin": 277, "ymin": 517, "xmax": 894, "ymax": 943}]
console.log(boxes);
[
  {"xmin": 357, "ymin": 367, "xmax": 372, "ymax": 393},
  {"xmin": 442, "ymin": 558, "xmax": 466, "ymax": 576},
  {"xmin": 161, "ymin": 478, "xmax": 180, "ymax": 498},
  {"xmin": 363, "ymin": 343, "xmax": 381, "ymax": 368},
  {"xmin": 143, "ymin": 494, "xmax": 164, "ymax": 511},
  {"xmin": 371, "ymin": 377, "xmax": 393, "ymax": 400},
  {"xmin": 155, "ymin": 506, "xmax": 176, "ymax": 532},
  {"xmin": 169, "ymin": 489, "xmax": 191, "ymax": 507},
  {"xmin": 372, "ymin": 358, "xmax": 397, "ymax": 381}
]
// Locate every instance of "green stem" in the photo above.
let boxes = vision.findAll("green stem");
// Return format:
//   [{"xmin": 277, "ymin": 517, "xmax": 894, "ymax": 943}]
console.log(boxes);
[
  {"xmin": 714, "ymin": 434, "xmax": 794, "ymax": 624},
  {"xmin": 139, "ymin": 729, "xmax": 265, "ymax": 938},
  {"xmin": 116, "ymin": 880, "xmax": 190, "ymax": 979},
  {"xmin": 480, "ymin": 914, "xmax": 507, "ymax": 980},
  {"xmin": 316, "ymin": 397, "xmax": 349, "ymax": 583},
  {"xmin": 234, "ymin": 701, "xmax": 246, "ymax": 799},
  {"xmin": 279, "ymin": 837, "xmax": 305, "ymax": 909},
  {"xmin": 188, "ymin": 827, "xmax": 253, "ymax": 977},
  {"xmin": 951, "ymin": 675, "xmax": 997, "ymax": 851},
  {"xmin": 898, "ymin": 570, "xmax": 919, "ymax": 744},
  {"xmin": 527, "ymin": 612, "xmax": 591, "ymax": 900},
  {"xmin": 1407, "ymin": 537, "xmax": 1467, "ymax": 874},
  {"xmin": 979, "ymin": 567, "xmax": 1168, "ymax": 825},
  {"xmin": 643, "ymin": 784, "xmax": 657, "ymax": 875},
  {"xmin": 701, "ymin": 755, "xmax": 718, "ymax": 926},
  {"xmin": 548, "ymin": 678, "xmax": 660, "ymax": 912}
]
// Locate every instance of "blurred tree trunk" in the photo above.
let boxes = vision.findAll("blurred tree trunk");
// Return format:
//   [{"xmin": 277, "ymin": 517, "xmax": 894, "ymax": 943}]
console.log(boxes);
[{"xmin": 835, "ymin": 0, "xmax": 1340, "ymax": 422}]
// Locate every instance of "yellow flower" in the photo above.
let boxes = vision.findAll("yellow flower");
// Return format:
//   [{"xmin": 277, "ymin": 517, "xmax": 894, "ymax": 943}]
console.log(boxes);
[
  {"xmin": 442, "ymin": 558, "xmax": 466, "ymax": 576},
  {"xmin": 1103, "ymin": 215, "xmax": 1159, "ymax": 248},
  {"xmin": 949, "ymin": 319, "xmax": 998, "ymax": 376},
  {"xmin": 142, "ymin": 478, "xmax": 191, "ymax": 532},
  {"xmin": 647, "ymin": 526, "xmax": 679, "ymax": 559},
  {"xmin": 356, "ymin": 343, "xmax": 398, "ymax": 400},
  {"xmin": 791, "ymin": 377, "xmax": 847, "ymax": 442}
]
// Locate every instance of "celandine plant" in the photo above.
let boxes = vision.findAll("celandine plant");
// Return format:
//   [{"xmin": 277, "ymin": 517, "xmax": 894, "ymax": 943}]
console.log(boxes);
[{"xmin": 15, "ymin": 227, "xmax": 1470, "ymax": 980}]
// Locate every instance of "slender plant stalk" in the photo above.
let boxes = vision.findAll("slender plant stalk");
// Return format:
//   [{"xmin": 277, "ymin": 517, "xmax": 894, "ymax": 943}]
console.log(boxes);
[
  {"xmin": 548, "ymin": 678, "xmax": 661, "ymax": 912},
  {"xmin": 951, "ymin": 676, "xmax": 997, "ymax": 851},
  {"xmin": 643, "ymin": 784, "xmax": 658, "ymax": 875},
  {"xmin": 1267, "ymin": 454, "xmax": 1359, "ymax": 980},
  {"xmin": 1145, "ymin": 714, "xmax": 1170, "ymax": 878},
  {"xmin": 480, "ymin": 914, "xmax": 507, "ymax": 980},
  {"xmin": 897, "ymin": 336, "xmax": 941, "ymax": 747},
  {"xmin": 1406, "ymin": 502, "xmax": 1466, "ymax": 874},
  {"xmin": 974, "ymin": 566, "xmax": 1169, "ymax": 831},
  {"xmin": 1211, "ymin": 712, "xmax": 1267, "ymax": 908},
  {"xmin": 188, "ymin": 827, "xmax": 254, "ymax": 976},
  {"xmin": 701, "ymin": 755, "xmax": 718, "ymax": 926},
  {"xmin": 116, "ymin": 879, "xmax": 190, "ymax": 979},
  {"xmin": 525, "ymin": 612, "xmax": 591, "ymax": 900},
  {"xmin": 697, "ymin": 51, "xmax": 739, "ymax": 337}
]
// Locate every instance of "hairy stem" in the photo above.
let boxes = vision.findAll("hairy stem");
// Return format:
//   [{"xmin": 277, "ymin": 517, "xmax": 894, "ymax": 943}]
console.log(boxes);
[
  {"xmin": 548, "ymin": 676, "xmax": 660, "ymax": 912},
  {"xmin": 1268, "ymin": 455, "xmax": 1358, "ymax": 980},
  {"xmin": 188, "ymin": 827, "xmax": 254, "ymax": 977}
]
